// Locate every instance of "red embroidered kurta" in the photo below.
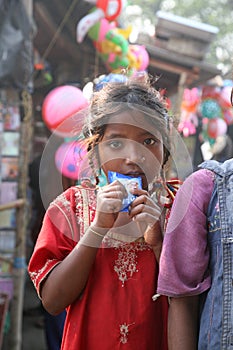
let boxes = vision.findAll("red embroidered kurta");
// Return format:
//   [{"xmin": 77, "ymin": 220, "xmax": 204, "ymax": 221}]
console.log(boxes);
[{"xmin": 28, "ymin": 186, "xmax": 168, "ymax": 350}]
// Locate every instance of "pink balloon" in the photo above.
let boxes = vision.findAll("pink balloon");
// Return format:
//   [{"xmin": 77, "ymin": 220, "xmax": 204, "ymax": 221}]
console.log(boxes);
[
  {"xmin": 220, "ymin": 86, "xmax": 232, "ymax": 108},
  {"xmin": 223, "ymin": 110, "xmax": 233, "ymax": 125},
  {"xmin": 55, "ymin": 141, "xmax": 86, "ymax": 180},
  {"xmin": 216, "ymin": 118, "xmax": 227, "ymax": 136},
  {"xmin": 42, "ymin": 85, "xmax": 88, "ymax": 137},
  {"xmin": 129, "ymin": 45, "xmax": 149, "ymax": 71}
]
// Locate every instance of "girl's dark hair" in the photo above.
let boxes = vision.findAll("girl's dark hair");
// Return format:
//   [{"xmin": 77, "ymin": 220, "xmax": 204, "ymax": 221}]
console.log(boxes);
[{"xmin": 83, "ymin": 75, "xmax": 173, "ymax": 169}]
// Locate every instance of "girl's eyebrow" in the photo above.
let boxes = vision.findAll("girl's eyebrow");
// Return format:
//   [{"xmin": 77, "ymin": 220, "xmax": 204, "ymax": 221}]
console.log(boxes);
[
  {"xmin": 103, "ymin": 133, "xmax": 126, "ymax": 140},
  {"xmin": 104, "ymin": 131, "xmax": 156, "ymax": 140}
]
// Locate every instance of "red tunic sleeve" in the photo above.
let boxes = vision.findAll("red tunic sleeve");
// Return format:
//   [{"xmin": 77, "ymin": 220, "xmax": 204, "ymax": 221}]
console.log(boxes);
[{"xmin": 28, "ymin": 186, "xmax": 95, "ymax": 297}]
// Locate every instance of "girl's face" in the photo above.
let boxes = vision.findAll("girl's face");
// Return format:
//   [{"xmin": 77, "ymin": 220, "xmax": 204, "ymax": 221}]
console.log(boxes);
[{"xmin": 98, "ymin": 111, "xmax": 164, "ymax": 189}]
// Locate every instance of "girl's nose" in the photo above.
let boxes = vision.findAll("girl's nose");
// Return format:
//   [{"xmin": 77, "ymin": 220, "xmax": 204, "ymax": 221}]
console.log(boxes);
[{"xmin": 125, "ymin": 144, "xmax": 145, "ymax": 165}]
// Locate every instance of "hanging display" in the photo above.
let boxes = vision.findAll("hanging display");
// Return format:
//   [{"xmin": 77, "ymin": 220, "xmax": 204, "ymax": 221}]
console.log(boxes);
[
  {"xmin": 178, "ymin": 81, "xmax": 233, "ymax": 147},
  {"xmin": 76, "ymin": 0, "xmax": 150, "ymax": 74}
]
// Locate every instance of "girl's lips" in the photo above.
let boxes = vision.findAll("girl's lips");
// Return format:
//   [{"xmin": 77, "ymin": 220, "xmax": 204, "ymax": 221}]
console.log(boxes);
[
  {"xmin": 125, "ymin": 172, "xmax": 144, "ymax": 177},
  {"xmin": 125, "ymin": 172, "xmax": 143, "ymax": 176}
]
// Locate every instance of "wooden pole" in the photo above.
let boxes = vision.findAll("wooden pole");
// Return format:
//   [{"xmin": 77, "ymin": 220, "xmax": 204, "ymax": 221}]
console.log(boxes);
[
  {"xmin": 9, "ymin": 90, "xmax": 33, "ymax": 350},
  {"xmin": 9, "ymin": 1, "xmax": 33, "ymax": 348},
  {"xmin": 0, "ymin": 199, "xmax": 25, "ymax": 212},
  {"xmin": 0, "ymin": 0, "xmax": 33, "ymax": 348},
  {"xmin": 173, "ymin": 72, "xmax": 187, "ymax": 120}
]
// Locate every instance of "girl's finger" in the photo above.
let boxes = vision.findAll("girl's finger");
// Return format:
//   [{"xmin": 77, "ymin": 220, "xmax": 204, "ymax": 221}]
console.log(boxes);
[
  {"xmin": 129, "ymin": 203, "xmax": 161, "ymax": 218},
  {"xmin": 132, "ymin": 212, "xmax": 159, "ymax": 226},
  {"xmin": 129, "ymin": 187, "xmax": 148, "ymax": 197},
  {"xmin": 99, "ymin": 182, "xmax": 127, "ymax": 197}
]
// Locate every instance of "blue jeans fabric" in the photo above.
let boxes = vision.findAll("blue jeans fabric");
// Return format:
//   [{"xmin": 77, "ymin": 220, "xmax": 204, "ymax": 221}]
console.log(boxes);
[
  {"xmin": 44, "ymin": 310, "xmax": 66, "ymax": 350},
  {"xmin": 199, "ymin": 159, "xmax": 233, "ymax": 349}
]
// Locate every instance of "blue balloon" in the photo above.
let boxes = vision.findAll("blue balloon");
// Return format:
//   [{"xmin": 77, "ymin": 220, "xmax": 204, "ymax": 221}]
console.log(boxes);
[
  {"xmin": 94, "ymin": 73, "xmax": 128, "ymax": 91},
  {"xmin": 223, "ymin": 79, "xmax": 233, "ymax": 87}
]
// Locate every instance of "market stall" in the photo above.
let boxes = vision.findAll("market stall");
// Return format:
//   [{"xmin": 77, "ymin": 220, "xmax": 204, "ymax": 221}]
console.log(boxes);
[{"xmin": 0, "ymin": 0, "xmax": 33, "ymax": 349}]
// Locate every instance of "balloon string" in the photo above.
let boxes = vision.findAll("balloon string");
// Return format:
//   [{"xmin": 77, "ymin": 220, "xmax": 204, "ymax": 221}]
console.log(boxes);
[
  {"xmin": 41, "ymin": 0, "xmax": 79, "ymax": 61},
  {"xmin": 94, "ymin": 50, "xmax": 100, "ymax": 77}
]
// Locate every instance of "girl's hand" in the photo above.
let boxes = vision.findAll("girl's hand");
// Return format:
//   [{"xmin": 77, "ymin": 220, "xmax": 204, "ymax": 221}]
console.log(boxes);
[
  {"xmin": 128, "ymin": 188, "xmax": 163, "ymax": 246},
  {"xmin": 92, "ymin": 180, "xmax": 127, "ymax": 229}
]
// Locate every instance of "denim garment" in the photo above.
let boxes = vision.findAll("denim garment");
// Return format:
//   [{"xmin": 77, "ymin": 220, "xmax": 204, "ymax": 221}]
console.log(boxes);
[{"xmin": 199, "ymin": 159, "xmax": 233, "ymax": 350}]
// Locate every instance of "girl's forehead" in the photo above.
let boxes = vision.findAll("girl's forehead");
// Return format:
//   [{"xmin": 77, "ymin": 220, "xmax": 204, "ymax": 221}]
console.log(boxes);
[
  {"xmin": 105, "ymin": 111, "xmax": 160, "ymax": 131},
  {"xmin": 103, "ymin": 118, "xmax": 163, "ymax": 142}
]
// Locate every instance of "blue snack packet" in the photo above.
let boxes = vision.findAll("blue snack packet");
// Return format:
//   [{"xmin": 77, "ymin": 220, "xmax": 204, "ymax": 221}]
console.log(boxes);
[{"xmin": 108, "ymin": 171, "xmax": 142, "ymax": 212}]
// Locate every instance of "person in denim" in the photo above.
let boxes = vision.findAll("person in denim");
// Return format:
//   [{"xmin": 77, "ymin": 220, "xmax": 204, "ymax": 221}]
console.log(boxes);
[{"xmin": 157, "ymin": 155, "xmax": 233, "ymax": 349}]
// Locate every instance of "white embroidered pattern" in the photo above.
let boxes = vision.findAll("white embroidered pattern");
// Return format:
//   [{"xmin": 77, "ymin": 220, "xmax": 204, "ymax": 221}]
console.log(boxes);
[
  {"xmin": 114, "ymin": 242, "xmax": 150, "ymax": 286},
  {"xmin": 50, "ymin": 193, "xmax": 71, "ymax": 212},
  {"xmin": 119, "ymin": 322, "xmax": 135, "ymax": 344},
  {"xmin": 74, "ymin": 187, "xmax": 96, "ymax": 237},
  {"xmin": 29, "ymin": 258, "xmax": 58, "ymax": 287},
  {"xmin": 50, "ymin": 191, "xmax": 80, "ymax": 234},
  {"xmin": 75, "ymin": 190, "xmax": 85, "ymax": 231},
  {"xmin": 73, "ymin": 187, "xmax": 152, "ymax": 287}
]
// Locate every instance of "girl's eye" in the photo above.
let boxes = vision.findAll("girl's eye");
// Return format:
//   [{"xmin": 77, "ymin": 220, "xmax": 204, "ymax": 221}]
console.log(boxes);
[
  {"xmin": 143, "ymin": 138, "xmax": 157, "ymax": 146},
  {"xmin": 108, "ymin": 140, "xmax": 123, "ymax": 149}
]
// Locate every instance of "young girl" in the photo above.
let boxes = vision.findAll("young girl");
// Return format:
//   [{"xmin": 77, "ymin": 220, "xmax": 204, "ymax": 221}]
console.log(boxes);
[{"xmin": 28, "ymin": 76, "xmax": 173, "ymax": 349}]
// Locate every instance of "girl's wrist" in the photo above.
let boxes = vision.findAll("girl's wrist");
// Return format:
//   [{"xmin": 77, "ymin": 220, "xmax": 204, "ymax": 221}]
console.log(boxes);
[
  {"xmin": 144, "ymin": 221, "xmax": 163, "ymax": 247},
  {"xmin": 92, "ymin": 217, "xmax": 114, "ymax": 230},
  {"xmin": 89, "ymin": 226, "xmax": 108, "ymax": 238},
  {"xmin": 78, "ymin": 226, "xmax": 108, "ymax": 248}
]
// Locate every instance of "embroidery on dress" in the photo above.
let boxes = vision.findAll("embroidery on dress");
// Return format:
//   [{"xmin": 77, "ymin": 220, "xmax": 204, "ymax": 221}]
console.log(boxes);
[
  {"xmin": 74, "ymin": 186, "xmax": 96, "ymax": 237},
  {"xmin": 114, "ymin": 242, "xmax": 150, "ymax": 286},
  {"xmin": 50, "ymin": 190, "xmax": 81, "ymax": 223},
  {"xmin": 29, "ymin": 258, "xmax": 58, "ymax": 287},
  {"xmin": 119, "ymin": 322, "xmax": 135, "ymax": 344},
  {"xmin": 50, "ymin": 193, "xmax": 71, "ymax": 212}
]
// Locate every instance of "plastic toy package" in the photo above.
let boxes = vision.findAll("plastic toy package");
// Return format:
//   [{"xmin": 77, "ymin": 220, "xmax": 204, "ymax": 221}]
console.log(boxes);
[{"xmin": 108, "ymin": 171, "xmax": 142, "ymax": 212}]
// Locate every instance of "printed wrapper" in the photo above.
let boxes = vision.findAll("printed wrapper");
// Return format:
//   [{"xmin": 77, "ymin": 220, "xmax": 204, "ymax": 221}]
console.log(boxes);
[{"xmin": 108, "ymin": 171, "xmax": 142, "ymax": 212}]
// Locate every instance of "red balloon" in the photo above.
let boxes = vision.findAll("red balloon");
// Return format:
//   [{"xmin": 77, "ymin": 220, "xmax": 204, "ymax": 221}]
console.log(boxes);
[
  {"xmin": 207, "ymin": 118, "xmax": 218, "ymax": 139},
  {"xmin": 42, "ymin": 85, "xmax": 88, "ymax": 137}
]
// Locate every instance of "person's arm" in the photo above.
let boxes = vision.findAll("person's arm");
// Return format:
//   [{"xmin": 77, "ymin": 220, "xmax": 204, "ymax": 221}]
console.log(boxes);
[
  {"xmin": 128, "ymin": 187, "xmax": 164, "ymax": 261},
  {"xmin": 40, "ymin": 181, "xmax": 127, "ymax": 315},
  {"xmin": 144, "ymin": 220, "xmax": 163, "ymax": 262},
  {"xmin": 41, "ymin": 226, "xmax": 107, "ymax": 316},
  {"xmin": 168, "ymin": 296, "xmax": 199, "ymax": 350}
]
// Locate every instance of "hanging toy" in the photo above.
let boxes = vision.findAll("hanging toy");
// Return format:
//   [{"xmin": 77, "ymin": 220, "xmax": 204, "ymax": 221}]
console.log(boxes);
[
  {"xmin": 76, "ymin": 0, "xmax": 149, "ymax": 73},
  {"xmin": 199, "ymin": 98, "xmax": 222, "ymax": 120},
  {"xmin": 76, "ymin": 0, "xmax": 123, "ymax": 43},
  {"xmin": 178, "ymin": 88, "xmax": 200, "ymax": 137}
]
